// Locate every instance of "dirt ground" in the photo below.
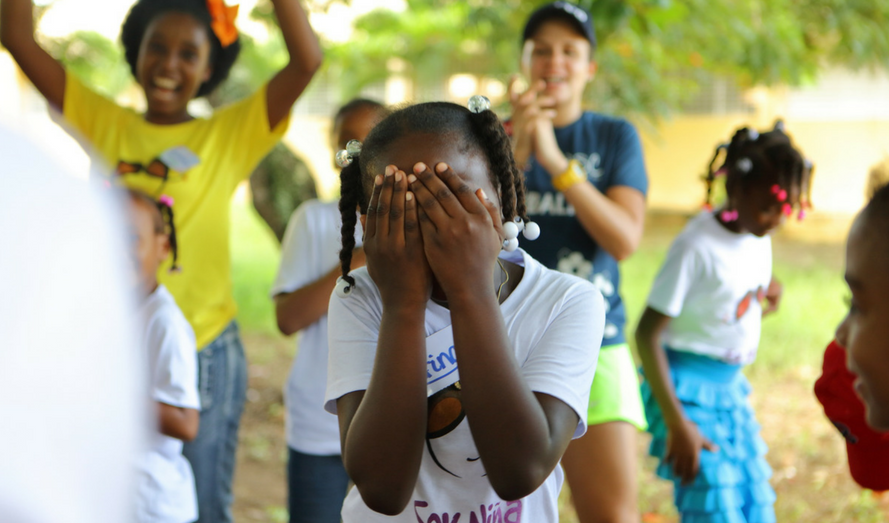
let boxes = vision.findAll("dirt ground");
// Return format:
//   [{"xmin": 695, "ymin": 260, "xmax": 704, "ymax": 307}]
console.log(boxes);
[{"xmin": 232, "ymin": 331, "xmax": 889, "ymax": 523}]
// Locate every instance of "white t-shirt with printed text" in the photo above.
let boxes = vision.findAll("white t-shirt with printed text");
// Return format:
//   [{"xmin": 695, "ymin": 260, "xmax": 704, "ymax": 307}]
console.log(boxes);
[
  {"xmin": 272, "ymin": 200, "xmax": 363, "ymax": 455},
  {"xmin": 137, "ymin": 285, "xmax": 201, "ymax": 523},
  {"xmin": 647, "ymin": 212, "xmax": 772, "ymax": 365},
  {"xmin": 325, "ymin": 249, "xmax": 603, "ymax": 523}
]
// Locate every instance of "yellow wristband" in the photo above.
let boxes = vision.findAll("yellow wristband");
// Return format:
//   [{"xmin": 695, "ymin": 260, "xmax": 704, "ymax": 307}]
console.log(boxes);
[{"xmin": 552, "ymin": 159, "xmax": 587, "ymax": 192}]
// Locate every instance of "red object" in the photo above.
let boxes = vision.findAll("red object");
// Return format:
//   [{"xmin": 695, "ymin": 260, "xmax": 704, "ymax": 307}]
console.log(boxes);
[{"xmin": 814, "ymin": 340, "xmax": 889, "ymax": 491}]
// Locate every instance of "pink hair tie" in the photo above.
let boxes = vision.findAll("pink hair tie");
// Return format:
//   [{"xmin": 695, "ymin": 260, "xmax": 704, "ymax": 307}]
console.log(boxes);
[
  {"xmin": 797, "ymin": 209, "xmax": 806, "ymax": 221},
  {"xmin": 158, "ymin": 195, "xmax": 175, "ymax": 207},
  {"xmin": 720, "ymin": 209, "xmax": 738, "ymax": 222},
  {"xmin": 782, "ymin": 203, "xmax": 793, "ymax": 216},
  {"xmin": 771, "ymin": 184, "xmax": 780, "ymax": 194},
  {"xmin": 777, "ymin": 189, "xmax": 787, "ymax": 202}
]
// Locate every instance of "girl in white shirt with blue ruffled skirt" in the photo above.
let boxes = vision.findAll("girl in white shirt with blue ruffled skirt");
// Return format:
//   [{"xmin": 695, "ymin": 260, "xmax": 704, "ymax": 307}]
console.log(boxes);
[{"xmin": 636, "ymin": 123, "xmax": 813, "ymax": 523}]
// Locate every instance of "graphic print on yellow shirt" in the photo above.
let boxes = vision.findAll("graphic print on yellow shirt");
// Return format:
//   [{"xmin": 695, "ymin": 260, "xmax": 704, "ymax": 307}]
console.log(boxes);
[
  {"xmin": 63, "ymin": 73, "xmax": 290, "ymax": 348},
  {"xmin": 115, "ymin": 145, "xmax": 203, "ymax": 195}
]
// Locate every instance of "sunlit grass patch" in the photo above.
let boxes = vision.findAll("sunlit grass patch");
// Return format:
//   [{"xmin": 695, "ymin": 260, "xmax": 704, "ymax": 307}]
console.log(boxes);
[{"xmin": 231, "ymin": 200, "xmax": 281, "ymax": 335}]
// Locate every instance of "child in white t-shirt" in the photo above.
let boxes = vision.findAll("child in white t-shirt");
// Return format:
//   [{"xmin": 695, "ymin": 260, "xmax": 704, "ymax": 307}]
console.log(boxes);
[
  {"xmin": 324, "ymin": 98, "xmax": 603, "ymax": 522},
  {"xmin": 127, "ymin": 189, "xmax": 201, "ymax": 523},
  {"xmin": 635, "ymin": 124, "xmax": 813, "ymax": 523},
  {"xmin": 272, "ymin": 99, "xmax": 387, "ymax": 523}
]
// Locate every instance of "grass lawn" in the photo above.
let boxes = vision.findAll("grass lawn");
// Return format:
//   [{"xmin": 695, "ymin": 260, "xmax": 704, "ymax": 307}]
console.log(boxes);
[{"xmin": 228, "ymin": 200, "xmax": 887, "ymax": 522}]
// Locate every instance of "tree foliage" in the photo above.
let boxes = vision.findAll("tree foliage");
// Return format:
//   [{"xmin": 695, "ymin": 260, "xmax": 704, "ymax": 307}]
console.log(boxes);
[{"xmin": 322, "ymin": 0, "xmax": 889, "ymax": 118}]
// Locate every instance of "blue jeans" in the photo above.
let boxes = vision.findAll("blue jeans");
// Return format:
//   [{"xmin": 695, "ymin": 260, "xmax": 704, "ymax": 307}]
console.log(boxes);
[
  {"xmin": 183, "ymin": 322, "xmax": 247, "ymax": 523},
  {"xmin": 287, "ymin": 448, "xmax": 350, "ymax": 523}
]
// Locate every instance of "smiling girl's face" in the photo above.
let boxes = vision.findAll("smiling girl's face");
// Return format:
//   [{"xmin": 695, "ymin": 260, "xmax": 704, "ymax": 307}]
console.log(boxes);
[
  {"xmin": 136, "ymin": 11, "xmax": 213, "ymax": 124},
  {"xmin": 836, "ymin": 211, "xmax": 889, "ymax": 430},
  {"xmin": 521, "ymin": 20, "xmax": 596, "ymax": 108}
]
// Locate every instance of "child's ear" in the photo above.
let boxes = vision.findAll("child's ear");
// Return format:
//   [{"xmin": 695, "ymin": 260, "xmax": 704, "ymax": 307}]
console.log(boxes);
[
  {"xmin": 155, "ymin": 233, "xmax": 171, "ymax": 261},
  {"xmin": 202, "ymin": 65, "xmax": 213, "ymax": 83}
]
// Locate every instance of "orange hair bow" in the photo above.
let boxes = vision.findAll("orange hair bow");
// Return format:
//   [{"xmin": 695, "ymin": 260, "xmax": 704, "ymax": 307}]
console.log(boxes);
[{"xmin": 206, "ymin": 0, "xmax": 239, "ymax": 48}]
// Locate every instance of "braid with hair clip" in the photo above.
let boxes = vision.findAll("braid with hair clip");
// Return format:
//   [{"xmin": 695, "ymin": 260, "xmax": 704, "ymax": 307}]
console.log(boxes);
[
  {"xmin": 337, "ymin": 159, "xmax": 363, "ymax": 294},
  {"xmin": 466, "ymin": 96, "xmax": 538, "ymax": 249}
]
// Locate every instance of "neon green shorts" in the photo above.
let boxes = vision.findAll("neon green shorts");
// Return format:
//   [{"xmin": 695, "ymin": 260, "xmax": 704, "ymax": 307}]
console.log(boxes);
[{"xmin": 586, "ymin": 343, "xmax": 648, "ymax": 430}]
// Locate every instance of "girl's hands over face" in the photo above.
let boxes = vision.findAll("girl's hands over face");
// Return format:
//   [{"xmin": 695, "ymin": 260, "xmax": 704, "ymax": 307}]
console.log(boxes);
[
  {"xmin": 408, "ymin": 162, "xmax": 503, "ymax": 302},
  {"xmin": 508, "ymin": 77, "xmax": 556, "ymax": 167},
  {"xmin": 363, "ymin": 165, "xmax": 432, "ymax": 308},
  {"xmin": 665, "ymin": 419, "xmax": 720, "ymax": 485}
]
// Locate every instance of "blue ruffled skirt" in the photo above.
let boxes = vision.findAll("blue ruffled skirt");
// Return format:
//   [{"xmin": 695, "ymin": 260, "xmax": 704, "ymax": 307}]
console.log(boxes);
[{"xmin": 641, "ymin": 350, "xmax": 776, "ymax": 523}]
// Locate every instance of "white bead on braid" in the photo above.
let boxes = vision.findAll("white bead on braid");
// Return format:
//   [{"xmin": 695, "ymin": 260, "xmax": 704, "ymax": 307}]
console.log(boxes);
[
  {"xmin": 468, "ymin": 95, "xmax": 491, "ymax": 113},
  {"xmin": 522, "ymin": 221, "xmax": 540, "ymax": 240},
  {"xmin": 334, "ymin": 277, "xmax": 352, "ymax": 298},
  {"xmin": 503, "ymin": 220, "xmax": 519, "ymax": 241}
]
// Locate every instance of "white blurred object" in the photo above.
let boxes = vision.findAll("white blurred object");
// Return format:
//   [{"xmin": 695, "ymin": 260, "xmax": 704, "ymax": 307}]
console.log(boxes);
[{"xmin": 0, "ymin": 125, "xmax": 145, "ymax": 523}]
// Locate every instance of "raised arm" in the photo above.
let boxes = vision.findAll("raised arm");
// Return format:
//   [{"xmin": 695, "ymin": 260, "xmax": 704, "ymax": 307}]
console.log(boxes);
[
  {"xmin": 1, "ymin": 0, "xmax": 66, "ymax": 110},
  {"xmin": 335, "ymin": 167, "xmax": 432, "ymax": 515},
  {"xmin": 264, "ymin": 0, "xmax": 322, "ymax": 130},
  {"xmin": 533, "ymin": 118, "xmax": 646, "ymax": 260}
]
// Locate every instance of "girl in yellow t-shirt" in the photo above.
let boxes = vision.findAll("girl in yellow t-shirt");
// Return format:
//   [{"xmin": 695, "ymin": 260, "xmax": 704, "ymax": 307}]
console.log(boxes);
[{"xmin": 1, "ymin": 1, "xmax": 321, "ymax": 521}]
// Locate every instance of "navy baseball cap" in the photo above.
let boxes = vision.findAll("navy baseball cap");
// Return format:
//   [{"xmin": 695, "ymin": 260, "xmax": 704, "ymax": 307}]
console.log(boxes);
[{"xmin": 522, "ymin": 2, "xmax": 596, "ymax": 49}]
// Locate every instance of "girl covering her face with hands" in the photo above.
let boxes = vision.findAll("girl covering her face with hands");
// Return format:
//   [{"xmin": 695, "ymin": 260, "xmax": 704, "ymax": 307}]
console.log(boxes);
[{"xmin": 325, "ymin": 99, "xmax": 604, "ymax": 522}]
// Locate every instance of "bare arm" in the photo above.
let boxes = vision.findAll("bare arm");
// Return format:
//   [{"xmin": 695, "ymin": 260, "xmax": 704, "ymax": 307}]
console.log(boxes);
[
  {"xmin": 158, "ymin": 402, "xmax": 200, "ymax": 441},
  {"xmin": 274, "ymin": 248, "xmax": 366, "ymax": 336},
  {"xmin": 449, "ymin": 292, "xmax": 580, "ymax": 500},
  {"xmin": 533, "ymin": 119, "xmax": 646, "ymax": 260},
  {"xmin": 337, "ymin": 306, "xmax": 428, "ymax": 515},
  {"xmin": 635, "ymin": 307, "xmax": 683, "ymax": 428},
  {"xmin": 1, "ymin": 0, "xmax": 66, "ymax": 110},
  {"xmin": 562, "ymin": 183, "xmax": 646, "ymax": 261},
  {"xmin": 336, "ymin": 167, "xmax": 432, "ymax": 515},
  {"xmin": 636, "ymin": 306, "xmax": 716, "ymax": 483},
  {"xmin": 265, "ymin": 0, "xmax": 322, "ymax": 130},
  {"xmin": 762, "ymin": 275, "xmax": 783, "ymax": 316}
]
